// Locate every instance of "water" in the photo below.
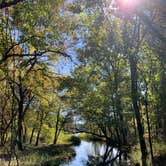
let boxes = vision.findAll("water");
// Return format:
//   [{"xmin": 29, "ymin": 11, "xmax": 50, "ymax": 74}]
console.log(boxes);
[{"xmin": 62, "ymin": 140, "xmax": 128, "ymax": 166}]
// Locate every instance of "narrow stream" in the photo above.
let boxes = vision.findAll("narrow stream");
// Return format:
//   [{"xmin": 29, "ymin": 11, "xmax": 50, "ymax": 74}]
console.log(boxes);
[{"xmin": 62, "ymin": 140, "xmax": 129, "ymax": 166}]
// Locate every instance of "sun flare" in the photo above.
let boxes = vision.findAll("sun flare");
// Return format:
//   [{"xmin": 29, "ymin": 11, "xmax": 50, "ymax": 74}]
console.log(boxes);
[{"xmin": 116, "ymin": 0, "xmax": 140, "ymax": 11}]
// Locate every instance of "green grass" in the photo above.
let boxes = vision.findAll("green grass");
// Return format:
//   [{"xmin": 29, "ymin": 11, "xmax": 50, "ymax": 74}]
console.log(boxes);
[
  {"xmin": 21, "ymin": 144, "xmax": 75, "ymax": 166},
  {"xmin": 78, "ymin": 133, "xmax": 88, "ymax": 139},
  {"xmin": 57, "ymin": 133, "xmax": 72, "ymax": 144},
  {"xmin": 129, "ymin": 139, "xmax": 166, "ymax": 166},
  {"xmin": 0, "ymin": 144, "xmax": 75, "ymax": 166},
  {"xmin": 153, "ymin": 140, "xmax": 166, "ymax": 156},
  {"xmin": 129, "ymin": 143, "xmax": 142, "ymax": 165},
  {"xmin": 0, "ymin": 133, "xmax": 76, "ymax": 166}
]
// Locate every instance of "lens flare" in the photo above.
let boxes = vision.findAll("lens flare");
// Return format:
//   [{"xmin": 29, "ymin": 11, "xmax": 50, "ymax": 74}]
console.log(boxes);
[{"xmin": 116, "ymin": 0, "xmax": 140, "ymax": 12}]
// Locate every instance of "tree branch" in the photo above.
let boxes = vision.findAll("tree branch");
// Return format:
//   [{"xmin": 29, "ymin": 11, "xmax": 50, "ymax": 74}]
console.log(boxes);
[
  {"xmin": 0, "ymin": 49, "xmax": 74, "ymax": 64},
  {"xmin": 0, "ymin": 0, "xmax": 24, "ymax": 9}
]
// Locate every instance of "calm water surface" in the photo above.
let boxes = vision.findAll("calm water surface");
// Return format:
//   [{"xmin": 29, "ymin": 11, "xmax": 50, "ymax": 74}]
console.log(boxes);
[{"xmin": 62, "ymin": 140, "xmax": 125, "ymax": 166}]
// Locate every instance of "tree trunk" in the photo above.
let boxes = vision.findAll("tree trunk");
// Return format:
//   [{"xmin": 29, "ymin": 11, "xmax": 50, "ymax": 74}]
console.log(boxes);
[
  {"xmin": 53, "ymin": 137, "xmax": 57, "ymax": 145},
  {"xmin": 35, "ymin": 112, "xmax": 44, "ymax": 146},
  {"xmin": 53, "ymin": 110, "xmax": 60, "ymax": 144},
  {"xmin": 0, "ymin": 106, "xmax": 5, "ymax": 146},
  {"xmin": 114, "ymin": 70, "xmax": 127, "ymax": 145},
  {"xmin": 144, "ymin": 82, "xmax": 154, "ymax": 160},
  {"xmin": 23, "ymin": 123, "xmax": 27, "ymax": 143},
  {"xmin": 159, "ymin": 55, "xmax": 166, "ymax": 140},
  {"xmin": 133, "ymin": 113, "xmax": 137, "ymax": 137},
  {"xmin": 119, "ymin": 113, "xmax": 127, "ymax": 145},
  {"xmin": 129, "ymin": 56, "xmax": 147, "ymax": 164},
  {"xmin": 35, "ymin": 127, "xmax": 41, "ymax": 146},
  {"xmin": 29, "ymin": 127, "xmax": 35, "ymax": 144},
  {"xmin": 17, "ymin": 103, "xmax": 23, "ymax": 151},
  {"xmin": 145, "ymin": 98, "xmax": 154, "ymax": 160}
]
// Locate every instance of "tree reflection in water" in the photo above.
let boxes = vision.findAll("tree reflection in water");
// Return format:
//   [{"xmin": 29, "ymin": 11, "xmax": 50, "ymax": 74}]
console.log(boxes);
[
  {"xmin": 62, "ymin": 141, "xmax": 129, "ymax": 166},
  {"xmin": 87, "ymin": 143, "xmax": 129, "ymax": 166}
]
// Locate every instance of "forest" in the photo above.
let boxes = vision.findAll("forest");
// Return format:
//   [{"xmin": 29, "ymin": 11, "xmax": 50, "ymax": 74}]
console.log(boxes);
[{"xmin": 0, "ymin": 0, "xmax": 166, "ymax": 166}]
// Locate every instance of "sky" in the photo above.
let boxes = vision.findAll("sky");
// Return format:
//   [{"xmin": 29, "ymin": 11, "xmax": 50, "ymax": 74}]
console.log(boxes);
[{"xmin": 53, "ymin": 42, "xmax": 82, "ymax": 76}]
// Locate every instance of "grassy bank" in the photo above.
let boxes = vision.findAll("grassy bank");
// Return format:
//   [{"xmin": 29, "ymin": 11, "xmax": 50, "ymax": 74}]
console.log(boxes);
[
  {"xmin": 0, "ymin": 133, "xmax": 75, "ymax": 166},
  {"xmin": 129, "ymin": 140, "xmax": 166, "ymax": 165},
  {"xmin": 57, "ymin": 133, "xmax": 72, "ymax": 144},
  {"xmin": 0, "ymin": 144, "xmax": 75, "ymax": 166},
  {"xmin": 78, "ymin": 133, "xmax": 105, "ymax": 142}
]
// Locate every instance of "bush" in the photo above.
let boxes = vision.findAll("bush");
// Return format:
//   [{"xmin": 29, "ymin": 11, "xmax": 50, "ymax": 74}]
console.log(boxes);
[{"xmin": 69, "ymin": 135, "xmax": 81, "ymax": 145}]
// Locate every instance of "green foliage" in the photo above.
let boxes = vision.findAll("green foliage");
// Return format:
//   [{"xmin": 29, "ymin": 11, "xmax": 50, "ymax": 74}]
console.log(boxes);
[
  {"xmin": 41, "ymin": 160, "xmax": 60, "ymax": 166},
  {"xmin": 69, "ymin": 135, "xmax": 81, "ymax": 145},
  {"xmin": 57, "ymin": 132, "xmax": 72, "ymax": 144},
  {"xmin": 40, "ymin": 125, "xmax": 54, "ymax": 144},
  {"xmin": 0, "ymin": 0, "xmax": 166, "ymax": 165},
  {"xmin": 19, "ymin": 145, "xmax": 75, "ymax": 166}
]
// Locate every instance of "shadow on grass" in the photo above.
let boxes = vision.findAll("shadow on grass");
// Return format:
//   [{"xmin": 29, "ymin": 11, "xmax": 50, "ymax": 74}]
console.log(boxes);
[
  {"xmin": 24, "ymin": 144, "xmax": 76, "ymax": 166},
  {"xmin": 0, "ymin": 144, "xmax": 75, "ymax": 166},
  {"xmin": 34, "ymin": 144, "xmax": 73, "ymax": 156}
]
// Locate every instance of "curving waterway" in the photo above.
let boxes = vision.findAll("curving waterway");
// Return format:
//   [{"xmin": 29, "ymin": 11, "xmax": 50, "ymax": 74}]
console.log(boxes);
[{"xmin": 62, "ymin": 140, "xmax": 129, "ymax": 166}]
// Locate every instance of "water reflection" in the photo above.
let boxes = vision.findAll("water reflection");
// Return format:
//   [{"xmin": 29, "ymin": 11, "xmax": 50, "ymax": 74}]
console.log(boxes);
[{"xmin": 62, "ymin": 140, "xmax": 128, "ymax": 166}]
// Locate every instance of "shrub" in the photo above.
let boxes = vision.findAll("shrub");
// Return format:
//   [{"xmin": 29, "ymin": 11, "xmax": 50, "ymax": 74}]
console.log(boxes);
[
  {"xmin": 42, "ymin": 159, "xmax": 60, "ymax": 166},
  {"xmin": 69, "ymin": 135, "xmax": 81, "ymax": 145}
]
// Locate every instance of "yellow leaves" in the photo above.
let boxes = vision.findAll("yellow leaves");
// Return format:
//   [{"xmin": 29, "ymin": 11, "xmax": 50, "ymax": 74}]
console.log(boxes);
[
  {"xmin": 14, "ymin": 45, "xmax": 23, "ymax": 54},
  {"xmin": 0, "ymin": 69, "xmax": 5, "ymax": 79},
  {"xmin": 79, "ymin": 11, "xmax": 84, "ymax": 18},
  {"xmin": 29, "ymin": 46, "xmax": 35, "ymax": 54},
  {"xmin": 41, "ymin": 99, "xmax": 49, "ymax": 108}
]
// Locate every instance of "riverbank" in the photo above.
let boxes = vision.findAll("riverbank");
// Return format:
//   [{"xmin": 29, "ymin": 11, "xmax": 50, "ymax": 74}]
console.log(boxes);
[
  {"xmin": 129, "ymin": 140, "xmax": 166, "ymax": 165},
  {"xmin": 79, "ymin": 133, "xmax": 166, "ymax": 166},
  {"xmin": 0, "ymin": 144, "xmax": 75, "ymax": 166}
]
